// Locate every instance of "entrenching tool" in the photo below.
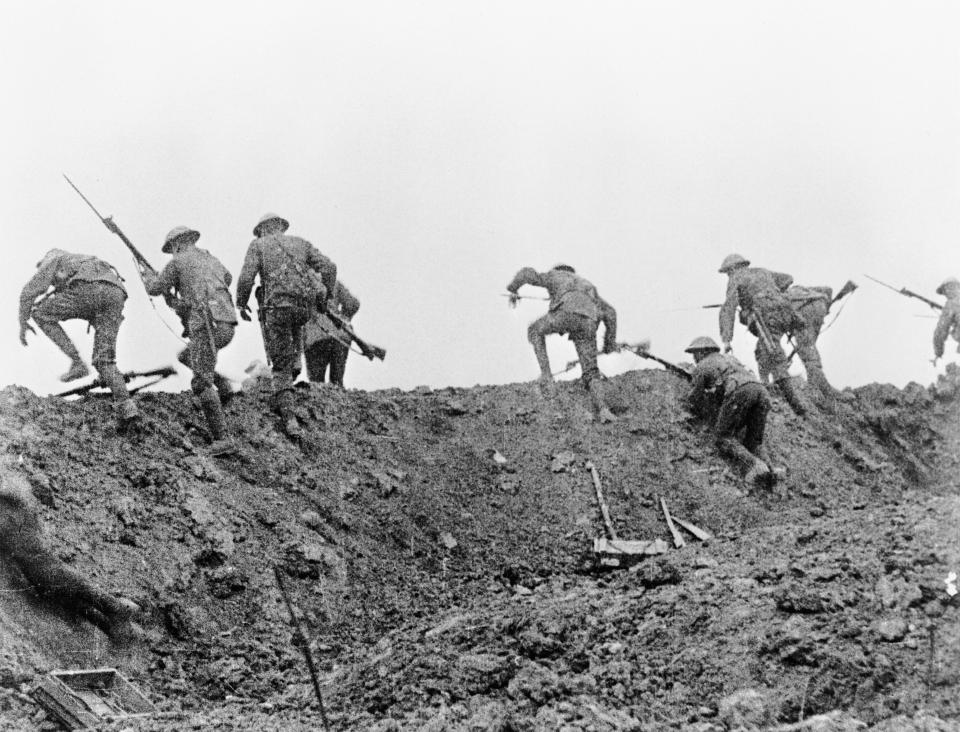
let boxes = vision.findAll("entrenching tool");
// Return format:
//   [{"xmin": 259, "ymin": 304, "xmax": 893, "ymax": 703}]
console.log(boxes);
[
  {"xmin": 585, "ymin": 461, "xmax": 667, "ymax": 566},
  {"xmin": 659, "ymin": 497, "xmax": 685, "ymax": 548},
  {"xmin": 54, "ymin": 366, "xmax": 177, "ymax": 398},
  {"xmin": 865, "ymin": 274, "xmax": 942, "ymax": 311}
]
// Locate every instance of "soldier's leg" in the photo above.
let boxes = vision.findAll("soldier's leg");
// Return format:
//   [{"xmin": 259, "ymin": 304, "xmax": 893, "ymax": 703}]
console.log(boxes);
[
  {"xmin": 570, "ymin": 317, "xmax": 615, "ymax": 423},
  {"xmin": 304, "ymin": 341, "xmax": 328, "ymax": 382},
  {"xmin": 329, "ymin": 340, "xmax": 349, "ymax": 387},
  {"xmin": 265, "ymin": 308, "xmax": 303, "ymax": 436},
  {"xmin": 527, "ymin": 313, "xmax": 564, "ymax": 380},
  {"xmin": 715, "ymin": 388, "xmax": 768, "ymax": 473},
  {"xmin": 739, "ymin": 383, "xmax": 771, "ymax": 455},
  {"xmin": 89, "ymin": 285, "xmax": 139, "ymax": 425},
  {"xmin": 30, "ymin": 291, "xmax": 90, "ymax": 381},
  {"xmin": 190, "ymin": 320, "xmax": 235, "ymax": 454},
  {"xmin": 795, "ymin": 316, "xmax": 837, "ymax": 402}
]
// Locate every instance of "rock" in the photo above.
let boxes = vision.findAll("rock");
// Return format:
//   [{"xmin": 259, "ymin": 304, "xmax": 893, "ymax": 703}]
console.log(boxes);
[
  {"xmin": 877, "ymin": 618, "xmax": 908, "ymax": 642},
  {"xmin": 718, "ymin": 688, "xmax": 768, "ymax": 730},
  {"xmin": 507, "ymin": 662, "xmax": 560, "ymax": 704},
  {"xmin": 206, "ymin": 566, "xmax": 249, "ymax": 599},
  {"xmin": 301, "ymin": 510, "xmax": 322, "ymax": 529},
  {"xmin": 550, "ymin": 451, "xmax": 577, "ymax": 473},
  {"xmin": 339, "ymin": 478, "xmax": 359, "ymax": 500},
  {"xmin": 465, "ymin": 701, "xmax": 510, "ymax": 731},
  {"xmin": 443, "ymin": 399, "xmax": 469, "ymax": 416},
  {"xmin": 875, "ymin": 576, "xmax": 897, "ymax": 608},
  {"xmin": 440, "ymin": 532, "xmax": 458, "ymax": 550},
  {"xmin": 371, "ymin": 471, "xmax": 401, "ymax": 498},
  {"xmin": 633, "ymin": 558, "xmax": 681, "ymax": 588},
  {"xmin": 453, "ymin": 653, "xmax": 512, "ymax": 694}
]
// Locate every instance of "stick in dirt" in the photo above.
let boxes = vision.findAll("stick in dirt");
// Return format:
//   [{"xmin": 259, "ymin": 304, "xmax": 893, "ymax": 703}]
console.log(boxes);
[
  {"xmin": 585, "ymin": 461, "xmax": 619, "ymax": 540},
  {"xmin": 659, "ymin": 497, "xmax": 686, "ymax": 549},
  {"xmin": 273, "ymin": 566, "xmax": 331, "ymax": 731},
  {"xmin": 54, "ymin": 366, "xmax": 177, "ymax": 398}
]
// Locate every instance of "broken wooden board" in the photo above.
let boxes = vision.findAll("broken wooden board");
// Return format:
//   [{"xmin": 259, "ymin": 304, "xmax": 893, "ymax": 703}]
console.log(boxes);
[
  {"xmin": 593, "ymin": 537, "xmax": 669, "ymax": 556},
  {"xmin": 585, "ymin": 460, "xmax": 619, "ymax": 540},
  {"xmin": 673, "ymin": 516, "xmax": 712, "ymax": 541},
  {"xmin": 659, "ymin": 497, "xmax": 686, "ymax": 548},
  {"xmin": 32, "ymin": 668, "xmax": 156, "ymax": 731}
]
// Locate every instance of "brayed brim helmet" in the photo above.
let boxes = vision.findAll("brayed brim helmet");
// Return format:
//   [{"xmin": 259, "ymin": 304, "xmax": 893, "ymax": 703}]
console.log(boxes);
[
  {"xmin": 253, "ymin": 213, "xmax": 290, "ymax": 237},
  {"xmin": 36, "ymin": 248, "xmax": 69, "ymax": 268},
  {"xmin": 685, "ymin": 336, "xmax": 721, "ymax": 353},
  {"xmin": 936, "ymin": 277, "xmax": 960, "ymax": 295},
  {"xmin": 551, "ymin": 263, "xmax": 576, "ymax": 273},
  {"xmin": 719, "ymin": 253, "xmax": 750, "ymax": 273},
  {"xmin": 162, "ymin": 226, "xmax": 201, "ymax": 254}
]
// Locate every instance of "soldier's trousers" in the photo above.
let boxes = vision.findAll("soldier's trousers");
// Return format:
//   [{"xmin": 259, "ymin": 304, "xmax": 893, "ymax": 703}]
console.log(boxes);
[
  {"xmin": 305, "ymin": 337, "xmax": 349, "ymax": 386},
  {"xmin": 748, "ymin": 298, "xmax": 801, "ymax": 383},
  {"xmin": 32, "ymin": 282, "xmax": 131, "ymax": 403},
  {"xmin": 714, "ymin": 382, "xmax": 771, "ymax": 468},
  {"xmin": 263, "ymin": 305, "xmax": 311, "ymax": 392},
  {"xmin": 179, "ymin": 317, "xmax": 236, "ymax": 395},
  {"xmin": 793, "ymin": 301, "xmax": 836, "ymax": 398},
  {"xmin": 528, "ymin": 310, "xmax": 600, "ymax": 384}
]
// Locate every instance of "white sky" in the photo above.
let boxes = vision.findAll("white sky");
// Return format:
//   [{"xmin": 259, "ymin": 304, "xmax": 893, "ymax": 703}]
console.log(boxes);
[{"xmin": 1, "ymin": 1, "xmax": 958, "ymax": 396}]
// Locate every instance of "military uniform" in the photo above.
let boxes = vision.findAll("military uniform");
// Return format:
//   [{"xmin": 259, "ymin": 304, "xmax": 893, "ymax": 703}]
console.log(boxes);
[
  {"xmin": 0, "ymin": 492, "xmax": 134, "ymax": 640},
  {"xmin": 144, "ymin": 228, "xmax": 237, "ymax": 453},
  {"xmin": 18, "ymin": 249, "xmax": 138, "ymax": 424},
  {"xmin": 303, "ymin": 281, "xmax": 360, "ymax": 386},
  {"xmin": 784, "ymin": 285, "xmax": 838, "ymax": 401},
  {"xmin": 236, "ymin": 214, "xmax": 337, "ymax": 434},
  {"xmin": 718, "ymin": 255, "xmax": 806, "ymax": 415},
  {"xmin": 506, "ymin": 265, "xmax": 617, "ymax": 421},
  {"xmin": 687, "ymin": 344, "xmax": 773, "ymax": 484},
  {"xmin": 933, "ymin": 277, "xmax": 960, "ymax": 360}
]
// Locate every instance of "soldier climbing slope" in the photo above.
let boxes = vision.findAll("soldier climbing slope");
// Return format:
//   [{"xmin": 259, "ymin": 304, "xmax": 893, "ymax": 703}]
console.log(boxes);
[
  {"xmin": 236, "ymin": 213, "xmax": 337, "ymax": 437},
  {"xmin": 304, "ymin": 281, "xmax": 360, "ymax": 387},
  {"xmin": 18, "ymin": 249, "xmax": 140, "ymax": 430},
  {"xmin": 717, "ymin": 253, "xmax": 806, "ymax": 416},
  {"xmin": 933, "ymin": 276, "xmax": 960, "ymax": 365},
  {"xmin": 143, "ymin": 227, "xmax": 238, "ymax": 457},
  {"xmin": 784, "ymin": 283, "xmax": 841, "ymax": 405},
  {"xmin": 684, "ymin": 336, "xmax": 781, "ymax": 488},
  {"xmin": 0, "ymin": 486, "xmax": 137, "ymax": 643},
  {"xmin": 506, "ymin": 264, "xmax": 617, "ymax": 423}
]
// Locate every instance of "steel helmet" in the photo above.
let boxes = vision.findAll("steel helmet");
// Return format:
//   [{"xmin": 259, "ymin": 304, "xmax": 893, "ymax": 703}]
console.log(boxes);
[
  {"xmin": 936, "ymin": 277, "xmax": 960, "ymax": 295},
  {"xmin": 551, "ymin": 263, "xmax": 576, "ymax": 273},
  {"xmin": 36, "ymin": 248, "xmax": 69, "ymax": 268},
  {"xmin": 718, "ymin": 253, "xmax": 750, "ymax": 273},
  {"xmin": 684, "ymin": 336, "xmax": 721, "ymax": 353},
  {"xmin": 253, "ymin": 213, "xmax": 290, "ymax": 237},
  {"xmin": 162, "ymin": 226, "xmax": 200, "ymax": 254}
]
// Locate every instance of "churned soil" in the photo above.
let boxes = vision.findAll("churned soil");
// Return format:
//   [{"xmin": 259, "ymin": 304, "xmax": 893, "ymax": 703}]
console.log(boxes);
[{"xmin": 0, "ymin": 364, "xmax": 958, "ymax": 730}]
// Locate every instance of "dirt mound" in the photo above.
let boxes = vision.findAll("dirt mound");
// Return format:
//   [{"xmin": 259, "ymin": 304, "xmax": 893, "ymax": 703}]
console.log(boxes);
[{"xmin": 0, "ymin": 366, "xmax": 958, "ymax": 730}]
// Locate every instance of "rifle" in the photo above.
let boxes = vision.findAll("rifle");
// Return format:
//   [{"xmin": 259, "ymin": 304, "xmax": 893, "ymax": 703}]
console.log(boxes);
[
  {"xmin": 323, "ymin": 310, "xmax": 386, "ymax": 361},
  {"xmin": 501, "ymin": 293, "xmax": 550, "ymax": 301},
  {"xmin": 617, "ymin": 342, "xmax": 692, "ymax": 381},
  {"xmin": 55, "ymin": 366, "xmax": 177, "ymax": 398},
  {"xmin": 865, "ymin": 274, "xmax": 942, "ymax": 311},
  {"xmin": 63, "ymin": 175, "xmax": 190, "ymax": 334}
]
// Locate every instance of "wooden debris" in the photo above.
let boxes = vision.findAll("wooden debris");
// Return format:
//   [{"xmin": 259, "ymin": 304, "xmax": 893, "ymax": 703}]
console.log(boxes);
[
  {"xmin": 593, "ymin": 538, "xmax": 668, "ymax": 556},
  {"xmin": 659, "ymin": 497, "xmax": 686, "ymax": 548},
  {"xmin": 32, "ymin": 668, "xmax": 156, "ymax": 730},
  {"xmin": 673, "ymin": 516, "xmax": 712, "ymax": 542},
  {"xmin": 586, "ymin": 461, "xmax": 618, "ymax": 539}
]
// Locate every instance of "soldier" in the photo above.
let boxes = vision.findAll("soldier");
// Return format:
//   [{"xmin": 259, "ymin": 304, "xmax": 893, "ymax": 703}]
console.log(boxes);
[
  {"xmin": 933, "ymin": 276, "xmax": 960, "ymax": 365},
  {"xmin": 18, "ymin": 249, "xmax": 139, "ymax": 429},
  {"xmin": 0, "ymin": 487, "xmax": 137, "ymax": 642},
  {"xmin": 506, "ymin": 264, "xmax": 617, "ymax": 423},
  {"xmin": 236, "ymin": 213, "xmax": 337, "ymax": 437},
  {"xmin": 784, "ymin": 284, "xmax": 841, "ymax": 404},
  {"xmin": 718, "ymin": 253, "xmax": 806, "ymax": 416},
  {"xmin": 685, "ymin": 336, "xmax": 779, "ymax": 487},
  {"xmin": 304, "ymin": 281, "xmax": 360, "ymax": 386},
  {"xmin": 143, "ymin": 227, "xmax": 238, "ymax": 456}
]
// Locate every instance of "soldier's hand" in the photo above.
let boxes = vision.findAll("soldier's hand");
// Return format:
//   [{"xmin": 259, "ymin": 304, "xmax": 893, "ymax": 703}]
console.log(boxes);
[
  {"xmin": 19, "ymin": 322, "xmax": 35, "ymax": 346},
  {"xmin": 239, "ymin": 306, "xmax": 252, "ymax": 322},
  {"xmin": 507, "ymin": 292, "xmax": 520, "ymax": 309},
  {"xmin": 722, "ymin": 341, "xmax": 732, "ymax": 354},
  {"xmin": 103, "ymin": 216, "xmax": 120, "ymax": 235}
]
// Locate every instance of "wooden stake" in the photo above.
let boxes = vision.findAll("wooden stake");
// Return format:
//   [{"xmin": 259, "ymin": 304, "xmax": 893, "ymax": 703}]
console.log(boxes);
[
  {"xmin": 673, "ymin": 516, "xmax": 712, "ymax": 542},
  {"xmin": 659, "ymin": 497, "xmax": 685, "ymax": 548},
  {"xmin": 586, "ymin": 461, "xmax": 618, "ymax": 540}
]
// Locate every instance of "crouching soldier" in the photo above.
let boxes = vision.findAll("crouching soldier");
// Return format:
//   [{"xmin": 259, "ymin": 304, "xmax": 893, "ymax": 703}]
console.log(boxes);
[
  {"xmin": 685, "ymin": 336, "xmax": 781, "ymax": 487},
  {"xmin": 506, "ymin": 263, "xmax": 617, "ymax": 423},
  {"xmin": 933, "ymin": 277, "xmax": 960, "ymax": 366},
  {"xmin": 143, "ymin": 227, "xmax": 238, "ymax": 456},
  {"xmin": 0, "ymin": 488, "xmax": 137, "ymax": 642},
  {"xmin": 304, "ymin": 281, "xmax": 360, "ymax": 386},
  {"xmin": 18, "ymin": 249, "xmax": 139, "ymax": 429},
  {"xmin": 236, "ymin": 213, "xmax": 337, "ymax": 437}
]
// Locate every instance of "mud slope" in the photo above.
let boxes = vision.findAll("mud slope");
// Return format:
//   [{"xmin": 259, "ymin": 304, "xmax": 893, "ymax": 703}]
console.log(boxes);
[{"xmin": 0, "ymin": 365, "xmax": 958, "ymax": 731}]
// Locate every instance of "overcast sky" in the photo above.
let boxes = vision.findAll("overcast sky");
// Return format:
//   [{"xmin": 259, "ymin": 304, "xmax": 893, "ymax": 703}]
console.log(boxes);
[{"xmin": 1, "ymin": 1, "xmax": 957, "ymax": 398}]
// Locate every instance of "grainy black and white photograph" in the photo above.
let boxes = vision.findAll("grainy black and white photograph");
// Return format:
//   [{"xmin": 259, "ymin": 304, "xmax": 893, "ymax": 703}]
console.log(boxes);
[{"xmin": 1, "ymin": 1, "xmax": 959, "ymax": 729}]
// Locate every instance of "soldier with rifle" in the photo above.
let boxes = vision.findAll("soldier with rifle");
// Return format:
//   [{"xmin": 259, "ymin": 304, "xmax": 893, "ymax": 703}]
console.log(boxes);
[
  {"xmin": 506, "ymin": 263, "xmax": 618, "ymax": 423},
  {"xmin": 18, "ymin": 248, "xmax": 140, "ymax": 430},
  {"xmin": 304, "ymin": 281, "xmax": 360, "ymax": 386},
  {"xmin": 933, "ymin": 276, "xmax": 960, "ymax": 366},
  {"xmin": 236, "ymin": 213, "xmax": 337, "ymax": 438},
  {"xmin": 685, "ymin": 336, "xmax": 780, "ymax": 488},
  {"xmin": 718, "ymin": 253, "xmax": 807, "ymax": 416},
  {"xmin": 142, "ymin": 227, "xmax": 239, "ymax": 457}
]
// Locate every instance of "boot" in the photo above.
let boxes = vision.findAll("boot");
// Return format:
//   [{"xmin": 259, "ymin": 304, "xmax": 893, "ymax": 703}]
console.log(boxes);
[
  {"xmin": 214, "ymin": 373, "xmax": 235, "ymax": 406},
  {"xmin": 744, "ymin": 458, "xmax": 771, "ymax": 488},
  {"xmin": 199, "ymin": 386, "xmax": 235, "ymax": 454},
  {"xmin": 588, "ymin": 379, "xmax": 617, "ymax": 424},
  {"xmin": 274, "ymin": 389, "xmax": 302, "ymax": 438},
  {"xmin": 60, "ymin": 360, "xmax": 90, "ymax": 383},
  {"xmin": 776, "ymin": 377, "xmax": 807, "ymax": 417},
  {"xmin": 116, "ymin": 399, "xmax": 141, "ymax": 431}
]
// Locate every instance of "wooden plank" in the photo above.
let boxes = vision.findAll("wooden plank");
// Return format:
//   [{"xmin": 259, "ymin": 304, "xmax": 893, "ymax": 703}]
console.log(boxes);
[
  {"xmin": 593, "ymin": 537, "xmax": 669, "ymax": 556},
  {"xmin": 673, "ymin": 516, "xmax": 712, "ymax": 542},
  {"xmin": 659, "ymin": 497, "xmax": 686, "ymax": 548},
  {"xmin": 585, "ymin": 461, "xmax": 618, "ymax": 540}
]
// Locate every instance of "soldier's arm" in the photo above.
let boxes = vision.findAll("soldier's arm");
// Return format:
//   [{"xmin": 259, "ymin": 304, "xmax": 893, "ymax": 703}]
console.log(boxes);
[
  {"xmin": 506, "ymin": 267, "xmax": 544, "ymax": 293},
  {"xmin": 18, "ymin": 260, "xmax": 58, "ymax": 325},
  {"xmin": 307, "ymin": 246, "xmax": 338, "ymax": 300},
  {"xmin": 718, "ymin": 278, "xmax": 739, "ymax": 344},
  {"xmin": 337, "ymin": 283, "xmax": 360, "ymax": 319},
  {"xmin": 933, "ymin": 306, "xmax": 953, "ymax": 358},
  {"xmin": 773, "ymin": 271, "xmax": 794, "ymax": 291},
  {"xmin": 597, "ymin": 296, "xmax": 617, "ymax": 353},
  {"xmin": 235, "ymin": 242, "xmax": 260, "ymax": 309},
  {"xmin": 686, "ymin": 365, "xmax": 712, "ymax": 417},
  {"xmin": 143, "ymin": 260, "xmax": 178, "ymax": 297}
]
